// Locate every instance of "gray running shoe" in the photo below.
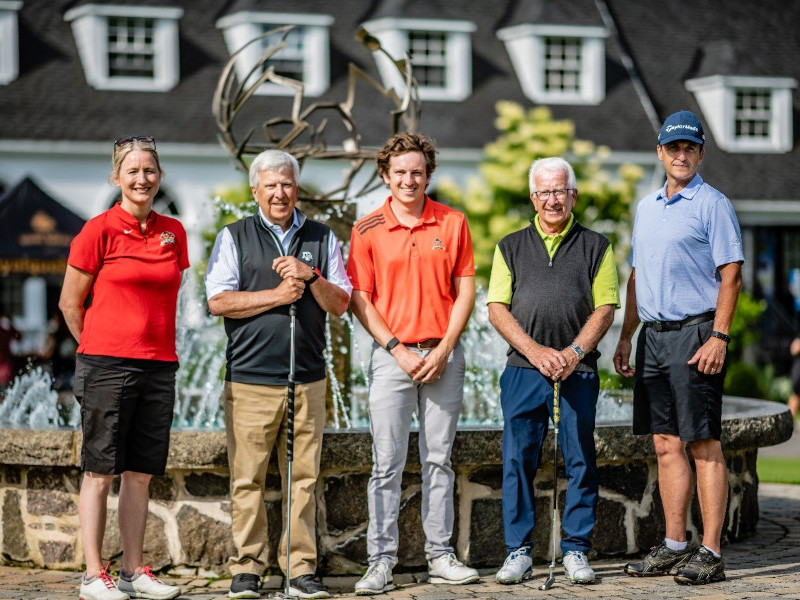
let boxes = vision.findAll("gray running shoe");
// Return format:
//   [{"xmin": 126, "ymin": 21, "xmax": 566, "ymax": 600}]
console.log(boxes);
[
  {"xmin": 624, "ymin": 541, "xmax": 693, "ymax": 576},
  {"xmin": 674, "ymin": 546, "xmax": 726, "ymax": 585}
]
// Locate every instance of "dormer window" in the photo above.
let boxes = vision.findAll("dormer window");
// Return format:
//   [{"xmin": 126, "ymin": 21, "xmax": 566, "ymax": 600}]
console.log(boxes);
[
  {"xmin": 64, "ymin": 4, "xmax": 183, "ymax": 92},
  {"xmin": 0, "ymin": 1, "xmax": 22, "ymax": 85},
  {"xmin": 497, "ymin": 24, "xmax": 607, "ymax": 105},
  {"xmin": 216, "ymin": 11, "xmax": 334, "ymax": 97},
  {"xmin": 361, "ymin": 18, "xmax": 475, "ymax": 102},
  {"xmin": 686, "ymin": 75, "xmax": 796, "ymax": 153}
]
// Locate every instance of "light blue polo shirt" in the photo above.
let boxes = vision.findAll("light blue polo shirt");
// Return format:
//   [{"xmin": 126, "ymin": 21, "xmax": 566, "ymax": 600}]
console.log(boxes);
[{"xmin": 630, "ymin": 174, "xmax": 744, "ymax": 322}]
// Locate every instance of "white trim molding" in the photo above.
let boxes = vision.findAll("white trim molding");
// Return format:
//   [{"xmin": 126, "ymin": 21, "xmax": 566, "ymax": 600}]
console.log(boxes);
[
  {"xmin": 362, "ymin": 17, "xmax": 476, "ymax": 102},
  {"xmin": 686, "ymin": 75, "xmax": 797, "ymax": 153},
  {"xmin": 497, "ymin": 24, "xmax": 608, "ymax": 105},
  {"xmin": 0, "ymin": 1, "xmax": 22, "ymax": 85},
  {"xmin": 64, "ymin": 3, "xmax": 183, "ymax": 92},
  {"xmin": 216, "ymin": 11, "xmax": 334, "ymax": 97}
]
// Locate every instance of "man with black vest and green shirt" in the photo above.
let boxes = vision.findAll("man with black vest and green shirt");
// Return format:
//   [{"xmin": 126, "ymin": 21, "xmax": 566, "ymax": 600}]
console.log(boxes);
[
  {"xmin": 488, "ymin": 157, "xmax": 619, "ymax": 586},
  {"xmin": 205, "ymin": 150, "xmax": 351, "ymax": 600}
]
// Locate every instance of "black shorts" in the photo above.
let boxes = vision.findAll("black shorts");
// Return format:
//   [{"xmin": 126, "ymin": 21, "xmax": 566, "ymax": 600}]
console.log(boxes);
[
  {"xmin": 74, "ymin": 355, "xmax": 178, "ymax": 475},
  {"xmin": 632, "ymin": 319, "xmax": 725, "ymax": 442}
]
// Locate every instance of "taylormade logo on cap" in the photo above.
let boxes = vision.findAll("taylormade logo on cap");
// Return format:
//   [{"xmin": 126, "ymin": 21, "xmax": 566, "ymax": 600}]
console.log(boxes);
[{"xmin": 658, "ymin": 110, "xmax": 706, "ymax": 146}]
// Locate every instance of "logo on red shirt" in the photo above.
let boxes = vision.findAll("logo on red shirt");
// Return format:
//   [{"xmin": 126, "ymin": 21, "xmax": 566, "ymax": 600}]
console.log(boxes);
[
  {"xmin": 160, "ymin": 231, "xmax": 176, "ymax": 246},
  {"xmin": 432, "ymin": 237, "xmax": 446, "ymax": 250}
]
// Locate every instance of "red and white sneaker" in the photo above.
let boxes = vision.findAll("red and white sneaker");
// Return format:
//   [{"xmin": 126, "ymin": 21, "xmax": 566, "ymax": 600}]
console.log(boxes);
[
  {"xmin": 79, "ymin": 564, "xmax": 129, "ymax": 600},
  {"xmin": 117, "ymin": 566, "xmax": 181, "ymax": 600}
]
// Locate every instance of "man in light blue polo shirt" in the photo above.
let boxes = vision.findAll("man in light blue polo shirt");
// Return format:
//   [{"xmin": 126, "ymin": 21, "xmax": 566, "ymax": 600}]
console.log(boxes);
[{"xmin": 613, "ymin": 111, "xmax": 744, "ymax": 586}]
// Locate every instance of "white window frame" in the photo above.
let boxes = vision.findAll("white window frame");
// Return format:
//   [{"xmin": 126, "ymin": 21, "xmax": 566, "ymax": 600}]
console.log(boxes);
[
  {"xmin": 64, "ymin": 4, "xmax": 183, "ymax": 92},
  {"xmin": 686, "ymin": 75, "xmax": 796, "ymax": 153},
  {"xmin": 497, "ymin": 24, "xmax": 607, "ymax": 105},
  {"xmin": 361, "ymin": 17, "xmax": 475, "ymax": 102},
  {"xmin": 0, "ymin": 1, "xmax": 22, "ymax": 85},
  {"xmin": 216, "ymin": 11, "xmax": 333, "ymax": 97}
]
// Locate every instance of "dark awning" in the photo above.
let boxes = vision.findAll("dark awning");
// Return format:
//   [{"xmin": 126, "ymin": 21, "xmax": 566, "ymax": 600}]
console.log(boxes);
[{"xmin": 0, "ymin": 177, "xmax": 85, "ymax": 275}]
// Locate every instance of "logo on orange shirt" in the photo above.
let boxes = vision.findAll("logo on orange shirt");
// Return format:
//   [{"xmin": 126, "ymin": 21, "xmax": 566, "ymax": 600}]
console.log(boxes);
[
  {"xmin": 432, "ymin": 238, "xmax": 446, "ymax": 250},
  {"xmin": 160, "ymin": 231, "xmax": 176, "ymax": 246}
]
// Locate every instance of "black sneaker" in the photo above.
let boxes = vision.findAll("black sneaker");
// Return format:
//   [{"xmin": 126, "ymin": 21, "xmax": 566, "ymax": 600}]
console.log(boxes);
[
  {"xmin": 674, "ymin": 546, "xmax": 725, "ymax": 585},
  {"xmin": 288, "ymin": 574, "xmax": 331, "ymax": 599},
  {"xmin": 229, "ymin": 573, "xmax": 260, "ymax": 599},
  {"xmin": 624, "ymin": 541, "xmax": 693, "ymax": 576}
]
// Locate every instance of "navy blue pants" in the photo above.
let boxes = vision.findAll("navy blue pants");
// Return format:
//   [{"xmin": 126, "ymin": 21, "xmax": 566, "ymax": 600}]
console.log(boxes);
[{"xmin": 500, "ymin": 366, "xmax": 599, "ymax": 554}]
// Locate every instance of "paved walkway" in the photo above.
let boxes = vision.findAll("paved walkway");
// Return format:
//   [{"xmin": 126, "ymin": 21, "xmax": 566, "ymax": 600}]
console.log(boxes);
[{"xmin": 2, "ymin": 480, "xmax": 799, "ymax": 600}]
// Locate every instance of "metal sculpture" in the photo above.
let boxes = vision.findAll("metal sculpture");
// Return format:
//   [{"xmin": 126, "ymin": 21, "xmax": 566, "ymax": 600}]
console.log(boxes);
[{"xmin": 213, "ymin": 26, "xmax": 421, "ymax": 202}]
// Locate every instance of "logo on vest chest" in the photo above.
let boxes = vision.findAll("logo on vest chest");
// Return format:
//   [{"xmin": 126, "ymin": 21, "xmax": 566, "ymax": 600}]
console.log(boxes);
[{"xmin": 301, "ymin": 251, "xmax": 313, "ymax": 261}]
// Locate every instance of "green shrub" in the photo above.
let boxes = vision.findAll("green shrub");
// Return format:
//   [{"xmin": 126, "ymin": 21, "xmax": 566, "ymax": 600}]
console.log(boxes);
[{"xmin": 724, "ymin": 362, "xmax": 766, "ymax": 398}]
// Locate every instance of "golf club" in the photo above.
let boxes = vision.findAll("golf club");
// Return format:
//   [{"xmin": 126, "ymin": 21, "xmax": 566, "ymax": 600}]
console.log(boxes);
[
  {"xmin": 274, "ymin": 303, "xmax": 298, "ymax": 599},
  {"xmin": 539, "ymin": 378, "xmax": 561, "ymax": 591}
]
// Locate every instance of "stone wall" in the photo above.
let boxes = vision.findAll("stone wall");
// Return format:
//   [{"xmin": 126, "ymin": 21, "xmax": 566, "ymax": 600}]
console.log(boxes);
[{"xmin": 0, "ymin": 398, "xmax": 792, "ymax": 575}]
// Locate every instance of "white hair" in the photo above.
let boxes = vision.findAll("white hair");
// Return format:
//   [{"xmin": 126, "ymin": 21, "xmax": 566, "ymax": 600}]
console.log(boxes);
[
  {"xmin": 248, "ymin": 150, "xmax": 300, "ymax": 188},
  {"xmin": 528, "ymin": 157, "xmax": 577, "ymax": 195}
]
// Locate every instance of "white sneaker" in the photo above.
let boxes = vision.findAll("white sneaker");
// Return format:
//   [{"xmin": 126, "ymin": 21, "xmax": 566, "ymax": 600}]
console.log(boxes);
[
  {"xmin": 79, "ymin": 566, "xmax": 129, "ymax": 600},
  {"xmin": 354, "ymin": 560, "xmax": 394, "ymax": 595},
  {"xmin": 495, "ymin": 547, "xmax": 533, "ymax": 584},
  {"xmin": 563, "ymin": 550, "xmax": 595, "ymax": 584},
  {"xmin": 427, "ymin": 553, "xmax": 480, "ymax": 585},
  {"xmin": 117, "ymin": 566, "xmax": 181, "ymax": 599}
]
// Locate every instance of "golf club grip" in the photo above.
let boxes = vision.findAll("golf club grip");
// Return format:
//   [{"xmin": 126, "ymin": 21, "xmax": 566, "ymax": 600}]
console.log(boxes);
[
  {"xmin": 553, "ymin": 379, "xmax": 560, "ymax": 427},
  {"xmin": 287, "ymin": 383, "xmax": 295, "ymax": 460}
]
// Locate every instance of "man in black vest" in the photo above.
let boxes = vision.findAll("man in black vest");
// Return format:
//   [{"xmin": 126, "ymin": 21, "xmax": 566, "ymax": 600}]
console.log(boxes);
[
  {"xmin": 205, "ymin": 150, "xmax": 351, "ymax": 599},
  {"xmin": 487, "ymin": 157, "xmax": 619, "ymax": 586}
]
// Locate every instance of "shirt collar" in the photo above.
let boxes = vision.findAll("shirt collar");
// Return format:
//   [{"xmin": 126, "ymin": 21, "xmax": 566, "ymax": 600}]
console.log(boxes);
[
  {"xmin": 381, "ymin": 195, "xmax": 436, "ymax": 230},
  {"xmin": 258, "ymin": 207, "xmax": 305, "ymax": 231},
  {"xmin": 657, "ymin": 173, "xmax": 704, "ymax": 203},
  {"xmin": 534, "ymin": 212, "xmax": 574, "ymax": 241},
  {"xmin": 112, "ymin": 202, "xmax": 156, "ymax": 228}
]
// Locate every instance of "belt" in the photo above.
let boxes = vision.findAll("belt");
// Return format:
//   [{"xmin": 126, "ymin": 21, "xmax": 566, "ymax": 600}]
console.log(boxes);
[
  {"xmin": 405, "ymin": 338, "xmax": 442, "ymax": 349},
  {"xmin": 644, "ymin": 311, "xmax": 715, "ymax": 332}
]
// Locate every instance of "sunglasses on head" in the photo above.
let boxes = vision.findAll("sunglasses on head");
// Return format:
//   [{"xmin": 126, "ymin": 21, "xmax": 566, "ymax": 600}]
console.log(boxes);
[{"xmin": 114, "ymin": 135, "xmax": 156, "ymax": 148}]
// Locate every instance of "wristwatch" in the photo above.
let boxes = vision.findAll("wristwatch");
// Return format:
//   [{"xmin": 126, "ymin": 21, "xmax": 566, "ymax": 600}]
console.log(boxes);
[
  {"xmin": 710, "ymin": 331, "xmax": 731, "ymax": 344},
  {"xmin": 385, "ymin": 337, "xmax": 400, "ymax": 352},
  {"xmin": 569, "ymin": 343, "xmax": 586, "ymax": 360},
  {"xmin": 307, "ymin": 266, "xmax": 321, "ymax": 285}
]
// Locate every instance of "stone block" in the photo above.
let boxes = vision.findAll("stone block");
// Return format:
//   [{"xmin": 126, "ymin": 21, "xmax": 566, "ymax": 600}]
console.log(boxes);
[
  {"xmin": 323, "ymin": 473, "xmax": 369, "ymax": 534},
  {"xmin": 467, "ymin": 466, "xmax": 502, "ymax": 490},
  {"xmin": 26, "ymin": 489, "xmax": 76, "ymax": 516},
  {"xmin": 185, "ymin": 473, "xmax": 230, "ymax": 497},
  {"xmin": 591, "ymin": 497, "xmax": 626, "ymax": 555},
  {"xmin": 149, "ymin": 476, "xmax": 176, "ymax": 502},
  {"xmin": 2, "ymin": 490, "xmax": 30, "ymax": 562},
  {"xmin": 176, "ymin": 505, "xmax": 234, "ymax": 568},
  {"xmin": 599, "ymin": 462, "xmax": 649, "ymax": 500},
  {"xmin": 467, "ymin": 498, "xmax": 504, "ymax": 567},
  {"xmin": 397, "ymin": 485, "xmax": 424, "ymax": 568},
  {"xmin": 39, "ymin": 540, "xmax": 74, "ymax": 564},
  {"xmin": 27, "ymin": 467, "xmax": 66, "ymax": 491}
]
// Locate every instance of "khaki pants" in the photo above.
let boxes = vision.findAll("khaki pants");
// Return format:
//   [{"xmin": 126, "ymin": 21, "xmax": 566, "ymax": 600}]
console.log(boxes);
[{"xmin": 224, "ymin": 379, "xmax": 326, "ymax": 577}]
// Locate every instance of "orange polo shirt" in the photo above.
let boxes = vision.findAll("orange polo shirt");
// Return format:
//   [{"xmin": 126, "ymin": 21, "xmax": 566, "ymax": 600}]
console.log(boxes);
[{"xmin": 347, "ymin": 196, "xmax": 475, "ymax": 343}]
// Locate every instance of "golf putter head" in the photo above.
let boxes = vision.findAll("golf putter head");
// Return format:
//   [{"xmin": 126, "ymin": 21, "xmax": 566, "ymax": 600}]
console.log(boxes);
[{"xmin": 539, "ymin": 571, "xmax": 555, "ymax": 591}]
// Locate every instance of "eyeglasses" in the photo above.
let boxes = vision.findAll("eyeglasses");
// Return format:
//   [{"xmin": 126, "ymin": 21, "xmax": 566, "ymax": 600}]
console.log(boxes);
[
  {"xmin": 114, "ymin": 135, "xmax": 156, "ymax": 148},
  {"xmin": 532, "ymin": 188, "xmax": 574, "ymax": 200}
]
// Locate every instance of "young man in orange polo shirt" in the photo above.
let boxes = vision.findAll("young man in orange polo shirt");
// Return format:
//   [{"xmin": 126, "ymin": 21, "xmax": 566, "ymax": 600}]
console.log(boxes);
[{"xmin": 347, "ymin": 132, "xmax": 479, "ymax": 594}]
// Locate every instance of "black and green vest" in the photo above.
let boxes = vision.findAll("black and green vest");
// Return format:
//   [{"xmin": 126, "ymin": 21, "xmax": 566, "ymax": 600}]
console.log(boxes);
[
  {"xmin": 498, "ymin": 220, "xmax": 610, "ymax": 373},
  {"xmin": 223, "ymin": 213, "xmax": 330, "ymax": 385}
]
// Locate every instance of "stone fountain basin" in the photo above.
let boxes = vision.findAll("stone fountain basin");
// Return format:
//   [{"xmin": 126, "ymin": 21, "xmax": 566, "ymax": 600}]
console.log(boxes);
[{"xmin": 0, "ymin": 396, "xmax": 792, "ymax": 575}]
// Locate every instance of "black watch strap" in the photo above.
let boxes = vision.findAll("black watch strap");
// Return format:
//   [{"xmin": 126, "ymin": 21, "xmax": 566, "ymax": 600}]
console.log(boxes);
[
  {"xmin": 307, "ymin": 267, "xmax": 321, "ymax": 285},
  {"xmin": 710, "ymin": 330, "xmax": 731, "ymax": 344},
  {"xmin": 385, "ymin": 337, "xmax": 400, "ymax": 352}
]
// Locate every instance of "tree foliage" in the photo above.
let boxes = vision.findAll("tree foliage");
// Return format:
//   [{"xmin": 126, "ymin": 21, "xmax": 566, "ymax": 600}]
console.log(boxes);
[{"xmin": 437, "ymin": 101, "xmax": 644, "ymax": 283}]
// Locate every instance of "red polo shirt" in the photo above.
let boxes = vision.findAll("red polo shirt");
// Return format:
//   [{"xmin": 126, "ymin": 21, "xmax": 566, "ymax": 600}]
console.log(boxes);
[
  {"xmin": 347, "ymin": 196, "xmax": 475, "ymax": 343},
  {"xmin": 68, "ymin": 203, "xmax": 189, "ymax": 360}
]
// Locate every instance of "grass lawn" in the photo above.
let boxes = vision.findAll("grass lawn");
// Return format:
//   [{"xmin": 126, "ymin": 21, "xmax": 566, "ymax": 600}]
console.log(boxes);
[{"xmin": 757, "ymin": 456, "xmax": 800, "ymax": 485}]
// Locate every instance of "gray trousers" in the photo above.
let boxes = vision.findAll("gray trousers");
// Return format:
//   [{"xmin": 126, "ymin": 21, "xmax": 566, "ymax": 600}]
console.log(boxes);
[{"xmin": 365, "ymin": 342, "xmax": 465, "ymax": 566}]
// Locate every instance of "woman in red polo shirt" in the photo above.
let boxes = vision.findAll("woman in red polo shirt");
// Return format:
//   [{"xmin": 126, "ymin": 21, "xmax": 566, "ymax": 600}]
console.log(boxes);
[{"xmin": 59, "ymin": 137, "xmax": 188, "ymax": 600}]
